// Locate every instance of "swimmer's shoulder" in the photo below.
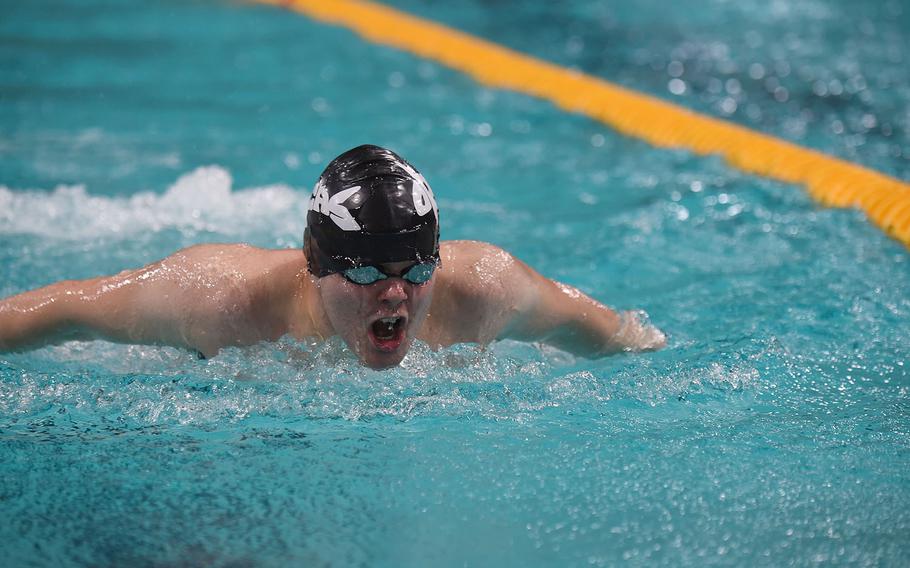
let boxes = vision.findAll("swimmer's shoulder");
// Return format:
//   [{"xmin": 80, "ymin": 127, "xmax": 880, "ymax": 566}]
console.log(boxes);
[
  {"xmin": 149, "ymin": 243, "xmax": 306, "ymax": 308},
  {"xmin": 438, "ymin": 240, "xmax": 522, "ymax": 284},
  {"xmin": 435, "ymin": 240, "xmax": 525, "ymax": 306},
  {"xmin": 164, "ymin": 244, "xmax": 309, "ymax": 347},
  {"xmin": 165, "ymin": 243, "xmax": 299, "ymax": 269},
  {"xmin": 154, "ymin": 244, "xmax": 304, "ymax": 284},
  {"xmin": 439, "ymin": 239, "xmax": 536, "ymax": 306},
  {"xmin": 428, "ymin": 241, "xmax": 528, "ymax": 344},
  {"xmin": 203, "ymin": 244, "xmax": 309, "ymax": 301},
  {"xmin": 439, "ymin": 239, "xmax": 514, "ymax": 267}
]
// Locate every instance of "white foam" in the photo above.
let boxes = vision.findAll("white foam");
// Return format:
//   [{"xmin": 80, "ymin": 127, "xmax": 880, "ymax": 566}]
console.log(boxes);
[{"xmin": 0, "ymin": 166, "xmax": 308, "ymax": 241}]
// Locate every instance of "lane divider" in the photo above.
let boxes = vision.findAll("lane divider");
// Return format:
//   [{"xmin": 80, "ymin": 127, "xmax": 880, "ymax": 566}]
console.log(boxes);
[{"xmin": 256, "ymin": 0, "xmax": 910, "ymax": 248}]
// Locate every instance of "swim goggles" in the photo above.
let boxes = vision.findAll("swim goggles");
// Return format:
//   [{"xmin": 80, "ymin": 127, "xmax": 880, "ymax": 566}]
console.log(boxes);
[{"xmin": 342, "ymin": 262, "xmax": 437, "ymax": 286}]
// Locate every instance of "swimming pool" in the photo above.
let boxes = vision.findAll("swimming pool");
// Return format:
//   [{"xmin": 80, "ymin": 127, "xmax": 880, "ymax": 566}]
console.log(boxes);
[{"xmin": 2, "ymin": 0, "xmax": 909, "ymax": 565}]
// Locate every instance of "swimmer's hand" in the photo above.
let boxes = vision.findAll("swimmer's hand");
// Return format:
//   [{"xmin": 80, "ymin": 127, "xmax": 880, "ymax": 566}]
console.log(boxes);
[{"xmin": 611, "ymin": 310, "xmax": 667, "ymax": 352}]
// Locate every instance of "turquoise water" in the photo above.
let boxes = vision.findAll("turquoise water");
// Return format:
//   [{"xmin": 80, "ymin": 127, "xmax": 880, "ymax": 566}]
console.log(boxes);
[{"xmin": 2, "ymin": 0, "xmax": 909, "ymax": 566}]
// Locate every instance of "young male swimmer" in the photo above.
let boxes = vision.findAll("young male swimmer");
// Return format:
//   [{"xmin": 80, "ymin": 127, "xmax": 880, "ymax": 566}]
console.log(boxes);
[{"xmin": 0, "ymin": 145, "xmax": 666, "ymax": 369}]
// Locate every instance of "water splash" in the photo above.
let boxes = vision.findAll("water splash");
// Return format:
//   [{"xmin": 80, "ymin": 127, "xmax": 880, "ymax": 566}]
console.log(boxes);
[
  {"xmin": 0, "ymin": 335, "xmax": 762, "ymax": 428},
  {"xmin": 0, "ymin": 166, "xmax": 307, "ymax": 242}
]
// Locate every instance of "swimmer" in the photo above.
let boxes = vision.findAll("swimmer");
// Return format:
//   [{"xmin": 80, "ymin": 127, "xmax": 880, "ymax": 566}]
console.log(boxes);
[{"xmin": 0, "ymin": 145, "xmax": 666, "ymax": 369}]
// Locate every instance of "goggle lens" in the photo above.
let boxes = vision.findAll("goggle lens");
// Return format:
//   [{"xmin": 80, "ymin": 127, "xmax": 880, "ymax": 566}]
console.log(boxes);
[
  {"xmin": 342, "ymin": 262, "xmax": 436, "ymax": 286},
  {"xmin": 402, "ymin": 263, "xmax": 435, "ymax": 284},
  {"xmin": 343, "ymin": 266, "xmax": 386, "ymax": 285}
]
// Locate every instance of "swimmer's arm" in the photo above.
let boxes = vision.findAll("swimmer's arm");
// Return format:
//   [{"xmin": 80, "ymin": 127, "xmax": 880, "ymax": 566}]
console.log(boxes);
[
  {"xmin": 0, "ymin": 248, "xmax": 240, "ymax": 355},
  {"xmin": 0, "ymin": 279, "xmax": 97, "ymax": 351},
  {"xmin": 0, "ymin": 268, "xmax": 195, "ymax": 353},
  {"xmin": 496, "ymin": 258, "xmax": 666, "ymax": 357}
]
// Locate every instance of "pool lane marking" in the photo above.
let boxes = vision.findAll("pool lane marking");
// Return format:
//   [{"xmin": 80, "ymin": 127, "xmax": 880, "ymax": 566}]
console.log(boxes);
[{"xmin": 257, "ymin": 0, "xmax": 910, "ymax": 248}]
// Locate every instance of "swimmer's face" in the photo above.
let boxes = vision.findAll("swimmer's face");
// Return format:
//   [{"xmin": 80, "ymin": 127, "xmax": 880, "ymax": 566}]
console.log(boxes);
[{"xmin": 317, "ymin": 261, "xmax": 435, "ymax": 370}]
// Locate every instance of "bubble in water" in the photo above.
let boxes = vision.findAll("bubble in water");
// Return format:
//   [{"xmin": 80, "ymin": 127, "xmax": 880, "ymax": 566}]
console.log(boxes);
[{"xmin": 668, "ymin": 79, "xmax": 687, "ymax": 96}]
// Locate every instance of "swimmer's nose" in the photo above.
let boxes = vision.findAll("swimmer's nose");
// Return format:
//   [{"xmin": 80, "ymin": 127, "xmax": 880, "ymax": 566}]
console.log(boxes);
[{"xmin": 377, "ymin": 279, "xmax": 408, "ymax": 308}]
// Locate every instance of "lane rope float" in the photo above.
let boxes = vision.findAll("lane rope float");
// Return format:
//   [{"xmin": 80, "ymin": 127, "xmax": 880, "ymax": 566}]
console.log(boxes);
[{"xmin": 256, "ymin": 0, "xmax": 910, "ymax": 247}]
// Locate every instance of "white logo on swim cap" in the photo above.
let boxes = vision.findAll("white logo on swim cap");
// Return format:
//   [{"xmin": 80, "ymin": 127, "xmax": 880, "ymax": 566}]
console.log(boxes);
[
  {"xmin": 412, "ymin": 181, "xmax": 437, "ymax": 219},
  {"xmin": 400, "ymin": 162, "xmax": 438, "ymax": 221},
  {"xmin": 309, "ymin": 180, "xmax": 361, "ymax": 231}
]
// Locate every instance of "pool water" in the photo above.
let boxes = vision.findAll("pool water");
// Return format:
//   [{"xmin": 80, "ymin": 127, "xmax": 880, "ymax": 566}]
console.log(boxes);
[{"xmin": 2, "ymin": 0, "xmax": 909, "ymax": 566}]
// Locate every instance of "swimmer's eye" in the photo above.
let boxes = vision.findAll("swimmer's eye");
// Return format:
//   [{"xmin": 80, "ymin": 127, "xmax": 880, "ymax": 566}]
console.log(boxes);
[
  {"xmin": 343, "ymin": 266, "xmax": 387, "ymax": 285},
  {"xmin": 341, "ymin": 262, "xmax": 436, "ymax": 285},
  {"xmin": 401, "ymin": 262, "xmax": 435, "ymax": 285}
]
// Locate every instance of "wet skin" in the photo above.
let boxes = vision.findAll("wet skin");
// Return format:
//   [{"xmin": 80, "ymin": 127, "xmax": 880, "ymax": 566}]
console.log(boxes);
[
  {"xmin": 316, "ymin": 261, "xmax": 434, "ymax": 370},
  {"xmin": 0, "ymin": 241, "xmax": 666, "ymax": 365}
]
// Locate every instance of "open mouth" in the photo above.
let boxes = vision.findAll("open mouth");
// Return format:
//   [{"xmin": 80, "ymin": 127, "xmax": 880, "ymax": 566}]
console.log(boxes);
[{"xmin": 368, "ymin": 316, "xmax": 407, "ymax": 352}]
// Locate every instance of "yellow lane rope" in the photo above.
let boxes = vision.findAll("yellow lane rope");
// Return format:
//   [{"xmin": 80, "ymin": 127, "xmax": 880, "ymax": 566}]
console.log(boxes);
[{"xmin": 257, "ymin": 0, "xmax": 910, "ymax": 247}]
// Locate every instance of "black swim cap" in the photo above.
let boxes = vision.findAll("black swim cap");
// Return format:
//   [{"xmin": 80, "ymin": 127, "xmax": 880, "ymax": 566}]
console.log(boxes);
[{"xmin": 303, "ymin": 144, "xmax": 440, "ymax": 277}]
